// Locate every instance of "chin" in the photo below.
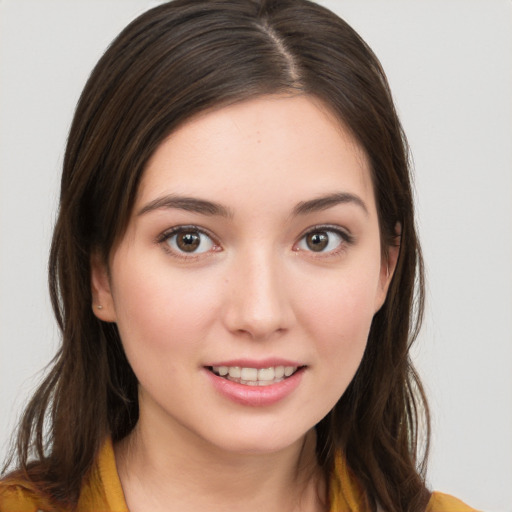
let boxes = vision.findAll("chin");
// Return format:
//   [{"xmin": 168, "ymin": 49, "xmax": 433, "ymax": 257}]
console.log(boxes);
[{"xmin": 195, "ymin": 419, "xmax": 316, "ymax": 457}]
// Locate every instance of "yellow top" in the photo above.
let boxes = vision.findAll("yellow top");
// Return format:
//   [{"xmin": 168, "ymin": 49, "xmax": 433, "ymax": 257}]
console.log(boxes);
[{"xmin": 0, "ymin": 439, "xmax": 478, "ymax": 511}]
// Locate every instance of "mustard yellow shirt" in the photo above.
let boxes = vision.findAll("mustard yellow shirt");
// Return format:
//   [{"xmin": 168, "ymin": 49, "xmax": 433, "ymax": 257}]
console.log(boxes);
[{"xmin": 0, "ymin": 439, "xmax": 478, "ymax": 511}]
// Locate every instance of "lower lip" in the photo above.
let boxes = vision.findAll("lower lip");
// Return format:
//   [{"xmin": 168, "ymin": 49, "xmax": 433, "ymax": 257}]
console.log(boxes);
[{"xmin": 204, "ymin": 368, "xmax": 304, "ymax": 407}]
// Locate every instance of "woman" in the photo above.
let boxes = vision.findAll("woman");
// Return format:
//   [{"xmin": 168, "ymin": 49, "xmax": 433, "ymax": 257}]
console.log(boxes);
[{"xmin": 0, "ymin": 0, "xmax": 476, "ymax": 511}]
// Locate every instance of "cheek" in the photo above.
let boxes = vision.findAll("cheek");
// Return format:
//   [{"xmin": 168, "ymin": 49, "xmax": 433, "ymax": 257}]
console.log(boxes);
[
  {"xmin": 293, "ymin": 264, "xmax": 380, "ymax": 394},
  {"xmin": 296, "ymin": 263, "xmax": 380, "ymax": 342},
  {"xmin": 110, "ymin": 266, "xmax": 224, "ymax": 410},
  {"xmin": 308, "ymin": 287, "xmax": 374, "ymax": 370},
  {"xmin": 110, "ymin": 258, "xmax": 222, "ymax": 362}
]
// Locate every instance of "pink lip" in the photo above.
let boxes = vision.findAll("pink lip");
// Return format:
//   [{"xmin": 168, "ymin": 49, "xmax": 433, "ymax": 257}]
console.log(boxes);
[
  {"xmin": 204, "ymin": 366, "xmax": 305, "ymax": 407},
  {"xmin": 204, "ymin": 358, "xmax": 302, "ymax": 369}
]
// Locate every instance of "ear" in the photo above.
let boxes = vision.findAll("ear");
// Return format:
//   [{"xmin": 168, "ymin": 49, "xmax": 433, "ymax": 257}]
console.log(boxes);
[
  {"xmin": 90, "ymin": 250, "xmax": 117, "ymax": 322},
  {"xmin": 374, "ymin": 223, "xmax": 401, "ymax": 312}
]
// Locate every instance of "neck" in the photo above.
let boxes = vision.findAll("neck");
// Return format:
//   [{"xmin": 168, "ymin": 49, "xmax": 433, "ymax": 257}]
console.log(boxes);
[{"xmin": 115, "ymin": 416, "xmax": 326, "ymax": 512}]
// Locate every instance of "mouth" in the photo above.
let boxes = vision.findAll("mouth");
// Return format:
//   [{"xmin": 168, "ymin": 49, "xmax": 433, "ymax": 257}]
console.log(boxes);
[{"xmin": 207, "ymin": 365, "xmax": 304, "ymax": 386}]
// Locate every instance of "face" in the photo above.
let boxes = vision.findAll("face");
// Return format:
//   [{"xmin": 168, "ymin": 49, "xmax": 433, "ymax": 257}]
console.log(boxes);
[{"xmin": 92, "ymin": 95, "xmax": 397, "ymax": 456}]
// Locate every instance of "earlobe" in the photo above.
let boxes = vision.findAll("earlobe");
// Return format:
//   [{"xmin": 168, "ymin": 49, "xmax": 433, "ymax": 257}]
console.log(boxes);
[
  {"xmin": 90, "ymin": 251, "xmax": 117, "ymax": 322},
  {"xmin": 375, "ymin": 223, "xmax": 401, "ymax": 312}
]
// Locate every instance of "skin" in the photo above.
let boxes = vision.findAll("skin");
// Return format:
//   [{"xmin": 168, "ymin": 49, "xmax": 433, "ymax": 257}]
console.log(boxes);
[{"xmin": 91, "ymin": 94, "xmax": 398, "ymax": 512}]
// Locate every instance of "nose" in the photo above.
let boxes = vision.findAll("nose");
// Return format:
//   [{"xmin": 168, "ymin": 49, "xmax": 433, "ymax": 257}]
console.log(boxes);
[{"xmin": 221, "ymin": 249, "xmax": 293, "ymax": 340}]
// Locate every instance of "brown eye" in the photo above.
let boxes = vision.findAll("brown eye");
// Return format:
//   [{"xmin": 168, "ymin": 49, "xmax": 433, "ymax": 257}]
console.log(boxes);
[
  {"xmin": 165, "ymin": 228, "xmax": 215, "ymax": 254},
  {"xmin": 306, "ymin": 232, "xmax": 329, "ymax": 252},
  {"xmin": 297, "ymin": 228, "xmax": 346, "ymax": 254},
  {"xmin": 176, "ymin": 231, "xmax": 201, "ymax": 252}
]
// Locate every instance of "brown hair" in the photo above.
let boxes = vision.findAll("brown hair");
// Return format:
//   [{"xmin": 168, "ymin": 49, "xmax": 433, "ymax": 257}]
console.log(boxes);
[{"xmin": 3, "ymin": 0, "xmax": 430, "ymax": 510}]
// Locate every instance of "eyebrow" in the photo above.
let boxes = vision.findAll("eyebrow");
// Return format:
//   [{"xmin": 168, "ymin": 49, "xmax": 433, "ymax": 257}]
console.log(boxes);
[
  {"xmin": 292, "ymin": 192, "xmax": 368, "ymax": 216},
  {"xmin": 138, "ymin": 191, "xmax": 368, "ymax": 218},
  {"xmin": 138, "ymin": 195, "xmax": 233, "ymax": 218}
]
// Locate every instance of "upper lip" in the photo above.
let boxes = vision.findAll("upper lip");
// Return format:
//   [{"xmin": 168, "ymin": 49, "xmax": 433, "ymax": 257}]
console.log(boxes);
[{"xmin": 204, "ymin": 358, "xmax": 304, "ymax": 369}]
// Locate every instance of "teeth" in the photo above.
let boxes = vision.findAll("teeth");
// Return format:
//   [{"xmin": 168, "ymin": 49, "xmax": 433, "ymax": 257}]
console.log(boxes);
[
  {"xmin": 274, "ymin": 366, "xmax": 285, "ymax": 379},
  {"xmin": 284, "ymin": 366, "xmax": 295, "ymax": 377},
  {"xmin": 241, "ymin": 380, "xmax": 258, "ymax": 386},
  {"xmin": 240, "ymin": 367, "xmax": 258, "ymax": 381},
  {"xmin": 228, "ymin": 367, "xmax": 241, "ymax": 378},
  {"xmin": 257, "ymin": 367, "xmax": 275, "ymax": 381},
  {"xmin": 211, "ymin": 365, "xmax": 299, "ymax": 384}
]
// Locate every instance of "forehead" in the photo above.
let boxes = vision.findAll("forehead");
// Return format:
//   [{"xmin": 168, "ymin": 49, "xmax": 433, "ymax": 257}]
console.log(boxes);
[{"xmin": 137, "ymin": 94, "xmax": 375, "ymax": 215}]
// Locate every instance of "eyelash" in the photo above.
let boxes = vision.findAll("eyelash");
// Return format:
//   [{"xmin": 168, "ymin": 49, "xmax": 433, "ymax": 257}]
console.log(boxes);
[
  {"xmin": 294, "ymin": 225, "xmax": 354, "ymax": 257},
  {"xmin": 156, "ymin": 225, "xmax": 220, "ymax": 261},
  {"xmin": 156, "ymin": 224, "xmax": 354, "ymax": 260}
]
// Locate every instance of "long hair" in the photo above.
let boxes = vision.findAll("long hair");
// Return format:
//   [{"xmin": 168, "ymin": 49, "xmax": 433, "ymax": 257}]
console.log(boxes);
[{"xmin": 3, "ymin": 1, "xmax": 430, "ymax": 510}]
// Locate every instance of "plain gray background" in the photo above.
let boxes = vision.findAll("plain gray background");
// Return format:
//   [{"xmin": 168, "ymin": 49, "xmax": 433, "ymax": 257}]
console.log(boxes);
[{"xmin": 1, "ymin": 1, "xmax": 511, "ymax": 510}]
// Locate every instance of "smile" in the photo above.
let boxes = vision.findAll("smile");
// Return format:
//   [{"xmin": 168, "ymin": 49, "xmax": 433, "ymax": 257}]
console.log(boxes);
[{"xmin": 209, "ymin": 365, "xmax": 301, "ymax": 386}]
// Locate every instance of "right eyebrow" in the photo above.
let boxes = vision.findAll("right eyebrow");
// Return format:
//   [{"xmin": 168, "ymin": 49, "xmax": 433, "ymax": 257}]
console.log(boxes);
[
  {"xmin": 292, "ymin": 192, "xmax": 369, "ymax": 217},
  {"xmin": 137, "ymin": 194, "xmax": 233, "ymax": 218}
]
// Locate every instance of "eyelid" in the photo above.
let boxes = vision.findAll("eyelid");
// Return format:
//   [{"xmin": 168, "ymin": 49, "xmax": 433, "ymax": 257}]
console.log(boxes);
[
  {"xmin": 155, "ymin": 223, "xmax": 353, "ymax": 259},
  {"xmin": 295, "ymin": 224, "xmax": 354, "ymax": 253},
  {"xmin": 156, "ymin": 225, "xmax": 221, "ymax": 259}
]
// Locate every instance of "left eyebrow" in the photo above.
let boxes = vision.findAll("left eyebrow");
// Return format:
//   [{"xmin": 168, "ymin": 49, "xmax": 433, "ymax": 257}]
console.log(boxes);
[
  {"xmin": 292, "ymin": 192, "xmax": 369, "ymax": 216},
  {"xmin": 137, "ymin": 194, "xmax": 233, "ymax": 218}
]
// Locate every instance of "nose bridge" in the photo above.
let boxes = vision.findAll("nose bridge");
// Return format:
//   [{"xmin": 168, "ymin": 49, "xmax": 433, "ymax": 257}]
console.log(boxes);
[{"xmin": 223, "ymin": 245, "xmax": 291, "ymax": 339}]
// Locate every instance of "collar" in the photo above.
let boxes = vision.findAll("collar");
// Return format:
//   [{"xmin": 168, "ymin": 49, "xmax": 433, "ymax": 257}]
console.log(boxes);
[{"xmin": 80, "ymin": 438, "xmax": 364, "ymax": 512}]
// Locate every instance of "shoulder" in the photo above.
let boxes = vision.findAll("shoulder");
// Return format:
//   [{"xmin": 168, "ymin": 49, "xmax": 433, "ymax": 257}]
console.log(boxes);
[
  {"xmin": 0, "ymin": 478, "xmax": 55, "ymax": 512},
  {"xmin": 0, "ymin": 439, "xmax": 125, "ymax": 512},
  {"xmin": 427, "ymin": 491, "xmax": 481, "ymax": 512},
  {"xmin": 331, "ymin": 453, "xmax": 479, "ymax": 512}
]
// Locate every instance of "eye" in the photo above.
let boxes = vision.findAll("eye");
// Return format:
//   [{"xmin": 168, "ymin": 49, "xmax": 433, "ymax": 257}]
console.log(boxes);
[
  {"xmin": 296, "ymin": 228, "xmax": 348, "ymax": 253},
  {"xmin": 162, "ymin": 227, "xmax": 216, "ymax": 254}
]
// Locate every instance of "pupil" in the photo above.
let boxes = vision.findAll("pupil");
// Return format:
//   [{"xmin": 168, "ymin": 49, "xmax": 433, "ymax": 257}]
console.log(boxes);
[
  {"xmin": 177, "ymin": 232, "xmax": 200, "ymax": 252},
  {"xmin": 307, "ymin": 232, "xmax": 328, "ymax": 252}
]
